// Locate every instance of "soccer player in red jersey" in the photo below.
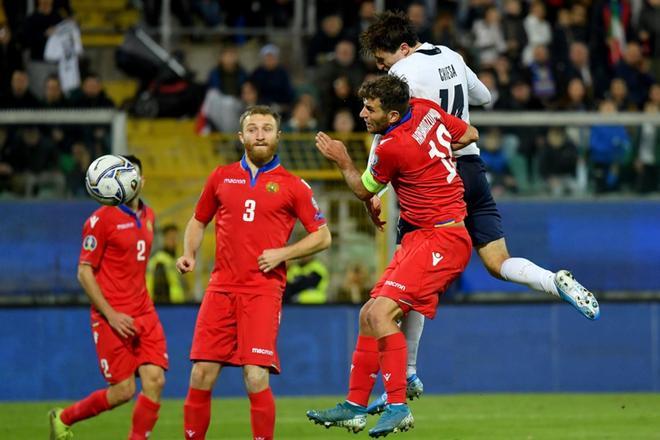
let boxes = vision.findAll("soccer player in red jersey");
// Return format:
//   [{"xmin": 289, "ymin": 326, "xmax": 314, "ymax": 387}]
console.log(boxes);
[
  {"xmin": 177, "ymin": 105, "xmax": 331, "ymax": 440},
  {"xmin": 49, "ymin": 155, "xmax": 168, "ymax": 440},
  {"xmin": 307, "ymin": 75, "xmax": 479, "ymax": 437}
]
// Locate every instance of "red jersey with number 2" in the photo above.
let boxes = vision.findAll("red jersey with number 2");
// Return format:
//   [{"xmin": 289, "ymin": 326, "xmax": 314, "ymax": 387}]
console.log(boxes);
[
  {"xmin": 79, "ymin": 202, "xmax": 156, "ymax": 318},
  {"xmin": 194, "ymin": 156, "xmax": 327, "ymax": 296},
  {"xmin": 369, "ymin": 98, "xmax": 468, "ymax": 227}
]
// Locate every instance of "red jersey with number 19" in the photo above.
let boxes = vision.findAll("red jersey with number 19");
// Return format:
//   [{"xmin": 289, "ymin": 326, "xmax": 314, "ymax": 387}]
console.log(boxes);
[
  {"xmin": 364, "ymin": 98, "xmax": 469, "ymax": 228},
  {"xmin": 194, "ymin": 155, "xmax": 326, "ymax": 296},
  {"xmin": 79, "ymin": 202, "xmax": 155, "ymax": 318}
]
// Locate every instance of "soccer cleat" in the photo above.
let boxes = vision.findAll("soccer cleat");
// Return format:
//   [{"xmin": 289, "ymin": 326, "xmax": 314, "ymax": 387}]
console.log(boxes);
[
  {"xmin": 306, "ymin": 401, "xmax": 367, "ymax": 433},
  {"xmin": 368, "ymin": 404, "xmax": 414, "ymax": 438},
  {"xmin": 49, "ymin": 408, "xmax": 73, "ymax": 440},
  {"xmin": 406, "ymin": 374, "xmax": 424, "ymax": 400},
  {"xmin": 555, "ymin": 270, "xmax": 600, "ymax": 320},
  {"xmin": 367, "ymin": 392, "xmax": 388, "ymax": 415}
]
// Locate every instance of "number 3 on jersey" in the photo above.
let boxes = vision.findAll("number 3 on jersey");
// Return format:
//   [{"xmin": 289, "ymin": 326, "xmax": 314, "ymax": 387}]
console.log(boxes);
[{"xmin": 243, "ymin": 199, "xmax": 256, "ymax": 222}]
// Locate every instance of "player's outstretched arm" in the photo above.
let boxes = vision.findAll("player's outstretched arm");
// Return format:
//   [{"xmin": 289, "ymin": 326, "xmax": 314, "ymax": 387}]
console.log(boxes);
[
  {"xmin": 316, "ymin": 131, "xmax": 373, "ymax": 201},
  {"xmin": 454, "ymin": 125, "xmax": 479, "ymax": 149},
  {"xmin": 258, "ymin": 225, "xmax": 332, "ymax": 273},
  {"xmin": 78, "ymin": 263, "xmax": 135, "ymax": 338},
  {"xmin": 177, "ymin": 215, "xmax": 206, "ymax": 274}
]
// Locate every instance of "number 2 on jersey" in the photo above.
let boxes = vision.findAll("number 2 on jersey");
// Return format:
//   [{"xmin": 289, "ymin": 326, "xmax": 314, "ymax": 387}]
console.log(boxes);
[
  {"xmin": 243, "ymin": 199, "xmax": 256, "ymax": 222},
  {"xmin": 438, "ymin": 83, "xmax": 464, "ymax": 118},
  {"xmin": 137, "ymin": 240, "xmax": 146, "ymax": 261}
]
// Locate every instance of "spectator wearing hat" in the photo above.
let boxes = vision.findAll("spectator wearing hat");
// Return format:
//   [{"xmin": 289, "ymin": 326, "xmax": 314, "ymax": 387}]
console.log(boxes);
[{"xmin": 248, "ymin": 44, "xmax": 295, "ymax": 113}]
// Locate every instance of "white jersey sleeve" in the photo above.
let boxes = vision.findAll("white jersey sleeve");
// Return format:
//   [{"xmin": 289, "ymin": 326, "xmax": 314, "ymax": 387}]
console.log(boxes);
[{"xmin": 465, "ymin": 64, "xmax": 491, "ymax": 106}]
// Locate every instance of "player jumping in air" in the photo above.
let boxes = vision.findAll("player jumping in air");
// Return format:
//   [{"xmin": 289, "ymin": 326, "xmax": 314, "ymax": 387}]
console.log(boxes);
[
  {"xmin": 359, "ymin": 11, "xmax": 600, "ymax": 414},
  {"xmin": 49, "ymin": 155, "xmax": 168, "ymax": 440},
  {"xmin": 177, "ymin": 105, "xmax": 331, "ymax": 440},
  {"xmin": 307, "ymin": 75, "xmax": 478, "ymax": 437}
]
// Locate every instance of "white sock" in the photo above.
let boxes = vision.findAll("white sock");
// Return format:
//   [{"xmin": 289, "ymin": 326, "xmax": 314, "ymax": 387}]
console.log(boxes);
[
  {"xmin": 500, "ymin": 257, "xmax": 559, "ymax": 297},
  {"xmin": 401, "ymin": 311, "xmax": 425, "ymax": 377}
]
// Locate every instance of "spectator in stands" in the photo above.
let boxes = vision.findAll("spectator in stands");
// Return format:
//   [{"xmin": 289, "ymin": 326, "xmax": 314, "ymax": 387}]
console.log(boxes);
[
  {"xmin": 557, "ymin": 77, "xmax": 593, "ymax": 111},
  {"xmin": 607, "ymin": 77, "xmax": 637, "ymax": 111},
  {"xmin": 283, "ymin": 100, "xmax": 317, "ymax": 133},
  {"xmin": 589, "ymin": 100, "xmax": 631, "ymax": 193},
  {"xmin": 492, "ymin": 55, "xmax": 513, "ymax": 103},
  {"xmin": 284, "ymin": 255, "xmax": 329, "ymax": 304},
  {"xmin": 528, "ymin": 45, "xmax": 557, "ymax": 106},
  {"xmin": 147, "ymin": 224, "xmax": 189, "ymax": 303},
  {"xmin": 249, "ymin": 44, "xmax": 294, "ymax": 112},
  {"xmin": 407, "ymin": 2, "xmax": 433, "ymax": 44},
  {"xmin": 650, "ymin": 83, "xmax": 660, "ymax": 106},
  {"xmin": 472, "ymin": 5, "xmax": 506, "ymax": 68},
  {"xmin": 192, "ymin": 0, "xmax": 222, "ymax": 27},
  {"xmin": 322, "ymin": 75, "xmax": 362, "ymax": 131},
  {"xmin": 523, "ymin": 1, "xmax": 552, "ymax": 66},
  {"xmin": 22, "ymin": 0, "xmax": 63, "ymax": 60},
  {"xmin": 614, "ymin": 41, "xmax": 656, "ymax": 108},
  {"xmin": 557, "ymin": 42, "xmax": 595, "ymax": 100},
  {"xmin": 346, "ymin": 1, "xmax": 376, "ymax": 49},
  {"xmin": 567, "ymin": 3, "xmax": 589, "ymax": 44},
  {"xmin": 332, "ymin": 108, "xmax": 369, "ymax": 165},
  {"xmin": 430, "ymin": 9, "xmax": 460, "ymax": 49},
  {"xmin": 64, "ymin": 141, "xmax": 90, "ymax": 197},
  {"xmin": 141, "ymin": 0, "xmax": 194, "ymax": 28},
  {"xmin": 638, "ymin": 0, "xmax": 660, "ymax": 80},
  {"xmin": 480, "ymin": 128, "xmax": 518, "ymax": 196},
  {"xmin": 316, "ymin": 39, "xmax": 366, "ymax": 103},
  {"xmin": 206, "ymin": 45, "xmax": 247, "ymax": 98},
  {"xmin": 0, "ymin": 21, "xmax": 22, "ymax": 94},
  {"xmin": 539, "ymin": 127, "xmax": 578, "ymax": 197},
  {"xmin": 633, "ymin": 101, "xmax": 660, "ymax": 193},
  {"xmin": 477, "ymin": 69, "xmax": 499, "ymax": 110},
  {"xmin": 69, "ymin": 73, "xmax": 115, "ymax": 108},
  {"xmin": 41, "ymin": 74, "xmax": 68, "ymax": 107},
  {"xmin": 1, "ymin": 69, "xmax": 39, "ymax": 108},
  {"xmin": 501, "ymin": 0, "xmax": 527, "ymax": 65},
  {"xmin": 336, "ymin": 262, "xmax": 371, "ymax": 304},
  {"xmin": 332, "ymin": 108, "xmax": 355, "ymax": 134},
  {"xmin": 307, "ymin": 13, "xmax": 347, "ymax": 66}
]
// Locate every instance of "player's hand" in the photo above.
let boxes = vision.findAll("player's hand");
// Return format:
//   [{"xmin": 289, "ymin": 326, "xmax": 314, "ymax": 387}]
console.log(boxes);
[
  {"xmin": 258, "ymin": 248, "xmax": 288, "ymax": 273},
  {"xmin": 176, "ymin": 256, "xmax": 195, "ymax": 274},
  {"xmin": 365, "ymin": 195, "xmax": 386, "ymax": 231},
  {"xmin": 107, "ymin": 311, "xmax": 135, "ymax": 338},
  {"xmin": 315, "ymin": 131, "xmax": 350, "ymax": 168}
]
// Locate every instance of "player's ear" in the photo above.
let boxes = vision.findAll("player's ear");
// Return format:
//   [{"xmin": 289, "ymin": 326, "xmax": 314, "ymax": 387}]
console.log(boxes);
[
  {"xmin": 238, "ymin": 130, "xmax": 245, "ymax": 144},
  {"xmin": 388, "ymin": 110, "xmax": 401, "ymax": 124}
]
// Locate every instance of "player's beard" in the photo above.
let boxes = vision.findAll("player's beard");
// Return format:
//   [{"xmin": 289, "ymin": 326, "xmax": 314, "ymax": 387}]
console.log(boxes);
[
  {"xmin": 364, "ymin": 116, "xmax": 390, "ymax": 135},
  {"xmin": 245, "ymin": 140, "xmax": 277, "ymax": 166}
]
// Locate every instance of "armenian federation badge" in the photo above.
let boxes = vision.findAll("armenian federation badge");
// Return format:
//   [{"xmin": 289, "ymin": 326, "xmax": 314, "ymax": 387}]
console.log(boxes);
[{"xmin": 266, "ymin": 182, "xmax": 280, "ymax": 193}]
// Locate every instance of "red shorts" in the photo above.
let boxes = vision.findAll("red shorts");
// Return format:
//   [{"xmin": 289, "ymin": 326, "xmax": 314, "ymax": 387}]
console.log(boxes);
[
  {"xmin": 371, "ymin": 226, "xmax": 472, "ymax": 319},
  {"xmin": 91, "ymin": 310, "xmax": 169, "ymax": 384},
  {"xmin": 190, "ymin": 290, "xmax": 282, "ymax": 374}
]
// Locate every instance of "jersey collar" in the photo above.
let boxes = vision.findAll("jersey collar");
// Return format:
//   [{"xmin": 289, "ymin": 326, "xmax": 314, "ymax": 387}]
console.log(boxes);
[
  {"xmin": 240, "ymin": 154, "xmax": 281, "ymax": 187},
  {"xmin": 384, "ymin": 107, "xmax": 412, "ymax": 135},
  {"xmin": 118, "ymin": 200, "xmax": 144, "ymax": 228}
]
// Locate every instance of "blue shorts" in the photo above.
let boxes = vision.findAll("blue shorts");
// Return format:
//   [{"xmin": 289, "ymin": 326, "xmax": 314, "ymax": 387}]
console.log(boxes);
[{"xmin": 396, "ymin": 155, "xmax": 504, "ymax": 246}]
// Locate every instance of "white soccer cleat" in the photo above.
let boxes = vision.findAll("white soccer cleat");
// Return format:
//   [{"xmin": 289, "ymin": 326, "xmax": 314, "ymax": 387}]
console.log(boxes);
[{"xmin": 554, "ymin": 270, "xmax": 600, "ymax": 320}]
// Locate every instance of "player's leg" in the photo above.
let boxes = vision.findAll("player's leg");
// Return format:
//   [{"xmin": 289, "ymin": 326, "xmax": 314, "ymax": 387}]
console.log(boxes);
[
  {"xmin": 184, "ymin": 361, "xmax": 221, "ymax": 440},
  {"xmin": 128, "ymin": 364, "xmax": 165, "ymax": 440},
  {"xmin": 400, "ymin": 311, "xmax": 425, "ymax": 399},
  {"xmin": 244, "ymin": 365, "xmax": 275, "ymax": 440}
]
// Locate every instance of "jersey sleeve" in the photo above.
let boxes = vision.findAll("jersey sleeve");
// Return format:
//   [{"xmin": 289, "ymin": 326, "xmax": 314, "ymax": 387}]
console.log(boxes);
[
  {"xmin": 439, "ymin": 108, "xmax": 469, "ymax": 142},
  {"xmin": 292, "ymin": 179, "xmax": 327, "ymax": 233},
  {"xmin": 194, "ymin": 168, "xmax": 221, "ymax": 224},
  {"xmin": 464, "ymin": 63, "xmax": 491, "ymax": 106},
  {"xmin": 79, "ymin": 213, "xmax": 107, "ymax": 269},
  {"xmin": 361, "ymin": 136, "xmax": 398, "ymax": 193}
]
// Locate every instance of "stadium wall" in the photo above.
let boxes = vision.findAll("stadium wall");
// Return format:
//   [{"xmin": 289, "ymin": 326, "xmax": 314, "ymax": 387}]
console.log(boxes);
[
  {"xmin": 1, "ymin": 303, "xmax": 658, "ymax": 401},
  {"xmin": 1, "ymin": 200, "xmax": 660, "ymax": 296}
]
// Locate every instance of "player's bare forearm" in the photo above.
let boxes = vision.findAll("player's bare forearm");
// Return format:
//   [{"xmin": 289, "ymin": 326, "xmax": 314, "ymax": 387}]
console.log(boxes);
[
  {"xmin": 258, "ymin": 226, "xmax": 331, "ymax": 273},
  {"xmin": 183, "ymin": 216, "xmax": 205, "ymax": 259},
  {"xmin": 77, "ymin": 264, "xmax": 116, "ymax": 318},
  {"xmin": 338, "ymin": 162, "xmax": 374, "ymax": 201},
  {"xmin": 452, "ymin": 125, "xmax": 479, "ymax": 150}
]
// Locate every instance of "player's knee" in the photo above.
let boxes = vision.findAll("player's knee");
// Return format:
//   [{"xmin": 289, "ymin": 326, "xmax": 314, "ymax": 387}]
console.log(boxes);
[
  {"xmin": 110, "ymin": 379, "xmax": 136, "ymax": 405},
  {"xmin": 243, "ymin": 366, "xmax": 268, "ymax": 393},
  {"xmin": 190, "ymin": 363, "xmax": 218, "ymax": 389},
  {"xmin": 358, "ymin": 307, "xmax": 371, "ymax": 333},
  {"xmin": 143, "ymin": 370, "xmax": 166, "ymax": 393},
  {"xmin": 365, "ymin": 308, "xmax": 387, "ymax": 333}
]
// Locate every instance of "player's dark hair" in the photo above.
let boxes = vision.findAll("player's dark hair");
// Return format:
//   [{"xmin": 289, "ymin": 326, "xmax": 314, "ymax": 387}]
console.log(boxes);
[
  {"xmin": 239, "ymin": 105, "xmax": 281, "ymax": 131},
  {"xmin": 360, "ymin": 11, "xmax": 419, "ymax": 55},
  {"xmin": 358, "ymin": 75, "xmax": 410, "ymax": 116},
  {"xmin": 122, "ymin": 154, "xmax": 142, "ymax": 175}
]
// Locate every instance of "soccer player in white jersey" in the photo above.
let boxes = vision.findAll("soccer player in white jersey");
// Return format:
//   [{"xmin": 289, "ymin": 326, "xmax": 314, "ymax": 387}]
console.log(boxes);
[{"xmin": 359, "ymin": 11, "xmax": 600, "ymax": 414}]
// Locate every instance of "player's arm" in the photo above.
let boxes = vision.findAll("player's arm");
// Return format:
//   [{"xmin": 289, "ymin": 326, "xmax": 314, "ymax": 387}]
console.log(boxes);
[
  {"xmin": 465, "ymin": 64, "xmax": 491, "ymax": 106},
  {"xmin": 315, "ymin": 131, "xmax": 374, "ymax": 201},
  {"xmin": 176, "ymin": 215, "xmax": 206, "ymax": 274},
  {"xmin": 78, "ymin": 263, "xmax": 135, "ymax": 338},
  {"xmin": 258, "ymin": 225, "xmax": 331, "ymax": 273},
  {"xmin": 439, "ymin": 108, "xmax": 480, "ymax": 150}
]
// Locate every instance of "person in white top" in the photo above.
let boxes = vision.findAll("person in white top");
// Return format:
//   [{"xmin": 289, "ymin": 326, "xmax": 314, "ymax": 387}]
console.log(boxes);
[{"xmin": 358, "ymin": 11, "xmax": 600, "ymax": 414}]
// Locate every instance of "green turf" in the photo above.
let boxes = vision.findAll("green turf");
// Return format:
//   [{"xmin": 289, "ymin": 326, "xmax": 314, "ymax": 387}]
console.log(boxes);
[{"xmin": 5, "ymin": 393, "xmax": 660, "ymax": 439}]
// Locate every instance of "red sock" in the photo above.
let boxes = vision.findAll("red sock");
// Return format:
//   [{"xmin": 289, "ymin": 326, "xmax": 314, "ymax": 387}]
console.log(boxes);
[
  {"xmin": 378, "ymin": 332, "xmax": 407, "ymax": 404},
  {"xmin": 60, "ymin": 389, "xmax": 111, "ymax": 426},
  {"xmin": 183, "ymin": 388, "xmax": 212, "ymax": 440},
  {"xmin": 346, "ymin": 335, "xmax": 380, "ymax": 406},
  {"xmin": 128, "ymin": 393, "xmax": 160, "ymax": 440},
  {"xmin": 248, "ymin": 387, "xmax": 275, "ymax": 440}
]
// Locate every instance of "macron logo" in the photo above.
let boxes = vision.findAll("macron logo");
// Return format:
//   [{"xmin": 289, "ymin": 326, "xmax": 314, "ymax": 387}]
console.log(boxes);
[
  {"xmin": 224, "ymin": 178, "xmax": 246, "ymax": 184},
  {"xmin": 383, "ymin": 373, "xmax": 391, "ymax": 382},
  {"xmin": 185, "ymin": 429, "xmax": 195, "ymax": 438},
  {"xmin": 385, "ymin": 280, "xmax": 406, "ymax": 291},
  {"xmin": 252, "ymin": 347, "xmax": 274, "ymax": 356},
  {"xmin": 90, "ymin": 215, "xmax": 99, "ymax": 229},
  {"xmin": 432, "ymin": 252, "xmax": 443, "ymax": 266}
]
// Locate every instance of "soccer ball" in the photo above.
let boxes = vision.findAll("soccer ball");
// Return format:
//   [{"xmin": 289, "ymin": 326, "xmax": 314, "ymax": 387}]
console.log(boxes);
[{"xmin": 85, "ymin": 155, "xmax": 141, "ymax": 206}]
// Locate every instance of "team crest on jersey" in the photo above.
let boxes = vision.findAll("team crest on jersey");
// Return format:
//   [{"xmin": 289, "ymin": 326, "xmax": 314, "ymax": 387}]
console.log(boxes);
[
  {"xmin": 266, "ymin": 181, "xmax": 279, "ymax": 193},
  {"xmin": 83, "ymin": 235, "xmax": 97, "ymax": 251},
  {"xmin": 146, "ymin": 220, "xmax": 153, "ymax": 232},
  {"xmin": 369, "ymin": 154, "xmax": 380, "ymax": 176}
]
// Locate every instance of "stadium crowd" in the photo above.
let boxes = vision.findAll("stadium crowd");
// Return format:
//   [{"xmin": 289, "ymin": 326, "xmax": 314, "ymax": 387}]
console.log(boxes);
[{"xmin": 0, "ymin": 0, "xmax": 658, "ymax": 199}]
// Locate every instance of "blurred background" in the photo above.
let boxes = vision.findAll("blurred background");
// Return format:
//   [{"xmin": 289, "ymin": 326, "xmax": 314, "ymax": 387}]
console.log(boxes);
[{"xmin": 0, "ymin": 0, "xmax": 658, "ymax": 402}]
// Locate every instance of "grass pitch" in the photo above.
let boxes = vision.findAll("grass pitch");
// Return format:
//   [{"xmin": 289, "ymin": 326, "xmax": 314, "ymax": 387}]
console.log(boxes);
[{"xmin": 4, "ymin": 393, "xmax": 659, "ymax": 439}]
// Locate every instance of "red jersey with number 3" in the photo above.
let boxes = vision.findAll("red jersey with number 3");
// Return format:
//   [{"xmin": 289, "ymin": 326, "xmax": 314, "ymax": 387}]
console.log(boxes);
[
  {"xmin": 79, "ymin": 202, "xmax": 155, "ymax": 318},
  {"xmin": 369, "ymin": 98, "xmax": 468, "ymax": 228},
  {"xmin": 194, "ymin": 156, "xmax": 326, "ymax": 296}
]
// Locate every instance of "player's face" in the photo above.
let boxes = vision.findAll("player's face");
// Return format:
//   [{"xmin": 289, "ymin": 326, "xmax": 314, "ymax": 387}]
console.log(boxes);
[
  {"xmin": 373, "ymin": 46, "xmax": 407, "ymax": 71},
  {"xmin": 239, "ymin": 114, "xmax": 280, "ymax": 165},
  {"xmin": 359, "ymin": 98, "xmax": 393, "ymax": 134}
]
